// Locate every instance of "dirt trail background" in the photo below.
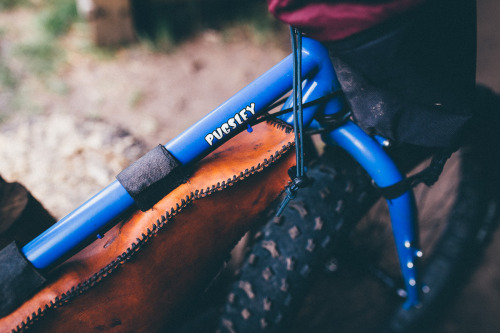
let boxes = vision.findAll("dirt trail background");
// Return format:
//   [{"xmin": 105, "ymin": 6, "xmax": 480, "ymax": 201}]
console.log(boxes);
[{"xmin": 0, "ymin": 1, "xmax": 499, "ymax": 332}]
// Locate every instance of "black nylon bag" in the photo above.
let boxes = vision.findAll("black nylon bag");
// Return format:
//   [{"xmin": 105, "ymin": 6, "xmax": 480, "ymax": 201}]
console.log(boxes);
[{"xmin": 326, "ymin": 0, "xmax": 476, "ymax": 147}]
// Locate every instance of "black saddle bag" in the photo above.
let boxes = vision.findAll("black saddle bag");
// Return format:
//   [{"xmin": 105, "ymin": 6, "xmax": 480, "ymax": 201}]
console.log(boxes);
[{"xmin": 327, "ymin": 0, "xmax": 476, "ymax": 147}]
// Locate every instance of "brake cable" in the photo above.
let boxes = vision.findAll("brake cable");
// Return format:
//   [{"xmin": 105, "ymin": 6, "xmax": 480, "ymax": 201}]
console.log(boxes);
[{"xmin": 276, "ymin": 27, "xmax": 310, "ymax": 216}]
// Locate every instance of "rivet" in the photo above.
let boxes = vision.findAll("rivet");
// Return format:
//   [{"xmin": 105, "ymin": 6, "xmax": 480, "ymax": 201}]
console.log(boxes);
[
  {"xmin": 416, "ymin": 250, "xmax": 423, "ymax": 258},
  {"xmin": 404, "ymin": 241, "xmax": 411, "ymax": 248},
  {"xmin": 397, "ymin": 289, "xmax": 407, "ymax": 298},
  {"xmin": 407, "ymin": 262, "xmax": 414, "ymax": 269},
  {"xmin": 409, "ymin": 279, "xmax": 416, "ymax": 287},
  {"xmin": 422, "ymin": 285, "xmax": 431, "ymax": 294}
]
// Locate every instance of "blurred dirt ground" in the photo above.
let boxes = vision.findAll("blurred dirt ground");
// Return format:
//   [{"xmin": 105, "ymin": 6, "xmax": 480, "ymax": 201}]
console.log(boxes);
[{"xmin": 0, "ymin": 0, "xmax": 499, "ymax": 332}]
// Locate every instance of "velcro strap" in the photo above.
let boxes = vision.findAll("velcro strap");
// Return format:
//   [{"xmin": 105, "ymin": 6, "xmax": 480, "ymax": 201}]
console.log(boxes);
[
  {"xmin": 375, "ymin": 148, "xmax": 454, "ymax": 199},
  {"xmin": 375, "ymin": 178, "xmax": 416, "ymax": 200},
  {"xmin": 116, "ymin": 145, "xmax": 186, "ymax": 211},
  {"xmin": 0, "ymin": 241, "xmax": 46, "ymax": 317},
  {"xmin": 312, "ymin": 107, "xmax": 351, "ymax": 133}
]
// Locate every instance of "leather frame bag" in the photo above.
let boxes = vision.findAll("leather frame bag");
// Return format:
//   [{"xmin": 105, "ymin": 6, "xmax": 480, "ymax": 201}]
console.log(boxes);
[{"xmin": 0, "ymin": 121, "xmax": 295, "ymax": 333}]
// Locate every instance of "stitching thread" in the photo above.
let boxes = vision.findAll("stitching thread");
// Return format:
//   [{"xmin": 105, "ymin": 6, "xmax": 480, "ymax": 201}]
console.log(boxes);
[{"xmin": 12, "ymin": 139, "xmax": 294, "ymax": 333}]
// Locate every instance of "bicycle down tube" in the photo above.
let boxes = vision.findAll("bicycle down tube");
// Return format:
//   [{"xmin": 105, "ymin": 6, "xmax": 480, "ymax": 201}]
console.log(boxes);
[{"xmin": 21, "ymin": 37, "xmax": 420, "ymax": 307}]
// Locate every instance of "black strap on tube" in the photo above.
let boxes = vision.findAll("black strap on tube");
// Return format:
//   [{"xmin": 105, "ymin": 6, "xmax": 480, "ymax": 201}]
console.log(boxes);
[
  {"xmin": 116, "ymin": 145, "xmax": 186, "ymax": 211},
  {"xmin": 0, "ymin": 241, "xmax": 46, "ymax": 317},
  {"xmin": 376, "ymin": 148, "xmax": 454, "ymax": 199}
]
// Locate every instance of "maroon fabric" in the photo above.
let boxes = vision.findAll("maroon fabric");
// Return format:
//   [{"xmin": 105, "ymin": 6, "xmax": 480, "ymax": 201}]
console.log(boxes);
[{"xmin": 267, "ymin": 0, "xmax": 426, "ymax": 41}]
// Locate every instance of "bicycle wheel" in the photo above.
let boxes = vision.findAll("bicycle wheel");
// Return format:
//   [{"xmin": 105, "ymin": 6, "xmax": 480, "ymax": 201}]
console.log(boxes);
[{"xmin": 218, "ymin": 141, "xmax": 497, "ymax": 332}]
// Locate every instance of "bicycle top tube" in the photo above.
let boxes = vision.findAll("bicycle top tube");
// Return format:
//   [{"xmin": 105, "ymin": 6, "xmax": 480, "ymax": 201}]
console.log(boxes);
[
  {"xmin": 22, "ymin": 37, "xmax": 344, "ymax": 270},
  {"xmin": 165, "ymin": 37, "xmax": 342, "ymax": 165}
]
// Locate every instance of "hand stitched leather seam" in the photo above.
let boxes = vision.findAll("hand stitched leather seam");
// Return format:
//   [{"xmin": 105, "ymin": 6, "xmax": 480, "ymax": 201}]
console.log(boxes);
[
  {"xmin": 267, "ymin": 118, "xmax": 293, "ymax": 134},
  {"xmin": 12, "ymin": 139, "xmax": 294, "ymax": 333}
]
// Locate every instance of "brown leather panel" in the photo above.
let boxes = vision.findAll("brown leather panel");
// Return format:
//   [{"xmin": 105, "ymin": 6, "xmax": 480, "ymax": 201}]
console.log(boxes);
[{"xmin": 1, "ymin": 122, "xmax": 294, "ymax": 332}]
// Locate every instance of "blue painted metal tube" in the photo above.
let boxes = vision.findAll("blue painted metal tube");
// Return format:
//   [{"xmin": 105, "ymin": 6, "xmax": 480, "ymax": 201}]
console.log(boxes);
[
  {"xmin": 23, "ymin": 38, "xmax": 338, "ymax": 270},
  {"xmin": 23, "ymin": 181, "xmax": 134, "ymax": 269},
  {"xmin": 325, "ymin": 121, "xmax": 420, "ymax": 308},
  {"xmin": 166, "ymin": 37, "xmax": 337, "ymax": 165},
  {"xmin": 279, "ymin": 38, "xmax": 343, "ymax": 125}
]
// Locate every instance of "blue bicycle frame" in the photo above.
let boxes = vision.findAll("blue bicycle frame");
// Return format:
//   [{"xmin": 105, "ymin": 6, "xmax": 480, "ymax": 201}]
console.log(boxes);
[{"xmin": 22, "ymin": 37, "xmax": 421, "ymax": 308}]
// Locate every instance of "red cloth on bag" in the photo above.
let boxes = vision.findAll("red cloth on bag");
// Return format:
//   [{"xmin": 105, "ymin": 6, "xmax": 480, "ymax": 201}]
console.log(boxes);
[{"xmin": 267, "ymin": 0, "xmax": 426, "ymax": 41}]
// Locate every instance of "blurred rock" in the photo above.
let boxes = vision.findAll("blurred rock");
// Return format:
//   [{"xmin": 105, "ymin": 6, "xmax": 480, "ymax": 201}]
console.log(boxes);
[{"xmin": 0, "ymin": 113, "xmax": 146, "ymax": 218}]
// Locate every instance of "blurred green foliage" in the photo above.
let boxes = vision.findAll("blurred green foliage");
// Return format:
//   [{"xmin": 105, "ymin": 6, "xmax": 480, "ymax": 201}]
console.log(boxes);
[
  {"xmin": 0, "ymin": 61, "xmax": 16, "ymax": 88},
  {"xmin": 0, "ymin": 0, "xmax": 77, "ymax": 36},
  {"xmin": 39, "ymin": 0, "xmax": 78, "ymax": 37},
  {"xmin": 0, "ymin": 0, "xmax": 30, "ymax": 11},
  {"xmin": 14, "ymin": 41, "xmax": 63, "ymax": 76},
  {"xmin": 131, "ymin": 0, "xmax": 283, "ymax": 50}
]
